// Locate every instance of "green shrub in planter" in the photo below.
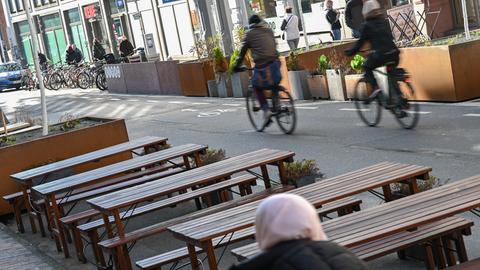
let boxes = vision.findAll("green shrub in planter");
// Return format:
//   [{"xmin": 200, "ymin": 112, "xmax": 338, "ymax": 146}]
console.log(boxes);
[
  {"xmin": 287, "ymin": 51, "xmax": 302, "ymax": 71},
  {"xmin": 285, "ymin": 159, "xmax": 324, "ymax": 187},
  {"xmin": 197, "ymin": 148, "xmax": 227, "ymax": 166},
  {"xmin": 350, "ymin": 54, "xmax": 365, "ymax": 74}
]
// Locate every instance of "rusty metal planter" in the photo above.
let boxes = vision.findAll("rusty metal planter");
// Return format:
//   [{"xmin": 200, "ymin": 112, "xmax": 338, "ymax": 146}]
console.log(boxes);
[
  {"xmin": 178, "ymin": 60, "xmax": 215, "ymax": 97},
  {"xmin": 0, "ymin": 117, "xmax": 129, "ymax": 215}
]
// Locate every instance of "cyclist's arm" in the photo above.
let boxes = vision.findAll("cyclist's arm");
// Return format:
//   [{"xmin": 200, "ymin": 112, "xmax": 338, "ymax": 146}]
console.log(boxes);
[{"xmin": 234, "ymin": 34, "xmax": 250, "ymax": 69}]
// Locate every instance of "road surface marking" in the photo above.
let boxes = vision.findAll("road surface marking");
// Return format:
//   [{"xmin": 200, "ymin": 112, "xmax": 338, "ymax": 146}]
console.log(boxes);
[
  {"xmin": 222, "ymin": 103, "xmax": 242, "ymax": 106},
  {"xmin": 128, "ymin": 99, "xmax": 140, "ymax": 102},
  {"xmin": 339, "ymin": 108, "xmax": 371, "ymax": 112},
  {"xmin": 296, "ymin": 106, "xmax": 318, "ymax": 110},
  {"xmin": 464, "ymin": 113, "xmax": 480, "ymax": 117},
  {"xmin": 132, "ymin": 105, "xmax": 153, "ymax": 118},
  {"xmin": 407, "ymin": 111, "xmax": 431, "ymax": 115},
  {"xmin": 147, "ymin": 100, "xmax": 159, "ymax": 103},
  {"xmin": 472, "ymin": 145, "xmax": 480, "ymax": 151},
  {"xmin": 191, "ymin": 102, "xmax": 210, "ymax": 105},
  {"xmin": 168, "ymin": 101, "xmax": 186, "ymax": 104},
  {"xmin": 106, "ymin": 104, "xmax": 127, "ymax": 118},
  {"xmin": 109, "ymin": 98, "xmax": 121, "ymax": 101},
  {"xmin": 182, "ymin": 109, "xmax": 198, "ymax": 112},
  {"xmin": 198, "ymin": 112, "xmax": 221, "ymax": 118}
]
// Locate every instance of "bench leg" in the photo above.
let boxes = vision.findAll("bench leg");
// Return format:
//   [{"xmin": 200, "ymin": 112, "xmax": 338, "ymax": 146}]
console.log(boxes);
[
  {"xmin": 204, "ymin": 241, "xmax": 218, "ymax": 270},
  {"xmin": 11, "ymin": 199, "xmax": 25, "ymax": 233},
  {"xmin": 187, "ymin": 243, "xmax": 200, "ymax": 270},
  {"xmin": 433, "ymin": 238, "xmax": 447, "ymax": 269},
  {"xmin": 113, "ymin": 245, "xmax": 132, "ymax": 270},
  {"xmin": 382, "ymin": 185, "xmax": 393, "ymax": 202},
  {"xmin": 261, "ymin": 165, "xmax": 272, "ymax": 189},
  {"xmin": 58, "ymin": 206, "xmax": 72, "ymax": 244},
  {"xmin": 453, "ymin": 232, "xmax": 469, "ymax": 263},
  {"xmin": 424, "ymin": 243, "xmax": 436, "ymax": 270},
  {"xmin": 89, "ymin": 229, "xmax": 106, "ymax": 267},
  {"xmin": 408, "ymin": 178, "xmax": 420, "ymax": 195},
  {"xmin": 442, "ymin": 236, "xmax": 457, "ymax": 267},
  {"xmin": 22, "ymin": 189, "xmax": 38, "ymax": 234},
  {"xmin": 49, "ymin": 196, "xmax": 70, "ymax": 258},
  {"xmin": 71, "ymin": 223, "xmax": 87, "ymax": 263}
]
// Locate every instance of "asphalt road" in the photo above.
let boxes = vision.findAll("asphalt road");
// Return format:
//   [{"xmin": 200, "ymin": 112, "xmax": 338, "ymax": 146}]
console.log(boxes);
[{"xmin": 1, "ymin": 88, "xmax": 480, "ymax": 269}]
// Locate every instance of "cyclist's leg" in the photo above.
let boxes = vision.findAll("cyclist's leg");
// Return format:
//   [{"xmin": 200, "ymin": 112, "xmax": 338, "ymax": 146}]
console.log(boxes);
[
  {"xmin": 254, "ymin": 87, "xmax": 269, "ymax": 112},
  {"xmin": 363, "ymin": 52, "xmax": 383, "ymax": 96}
]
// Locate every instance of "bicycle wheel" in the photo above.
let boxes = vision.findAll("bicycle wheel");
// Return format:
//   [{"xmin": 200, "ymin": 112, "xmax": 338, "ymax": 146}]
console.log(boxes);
[
  {"xmin": 49, "ymin": 73, "xmax": 63, "ymax": 90},
  {"xmin": 353, "ymin": 79, "xmax": 382, "ymax": 127},
  {"xmin": 275, "ymin": 89, "xmax": 296, "ymax": 134},
  {"xmin": 394, "ymin": 81, "xmax": 420, "ymax": 130},
  {"xmin": 96, "ymin": 72, "xmax": 107, "ymax": 91},
  {"xmin": 77, "ymin": 72, "xmax": 91, "ymax": 89},
  {"xmin": 246, "ymin": 88, "xmax": 266, "ymax": 132}
]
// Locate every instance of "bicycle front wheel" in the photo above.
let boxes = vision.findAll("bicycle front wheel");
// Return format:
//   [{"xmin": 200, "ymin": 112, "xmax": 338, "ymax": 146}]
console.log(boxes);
[
  {"xmin": 77, "ymin": 72, "xmax": 91, "ymax": 89},
  {"xmin": 394, "ymin": 81, "xmax": 420, "ymax": 130},
  {"xmin": 246, "ymin": 88, "xmax": 266, "ymax": 132},
  {"xmin": 96, "ymin": 72, "xmax": 107, "ymax": 91},
  {"xmin": 354, "ymin": 79, "xmax": 382, "ymax": 127},
  {"xmin": 275, "ymin": 89, "xmax": 296, "ymax": 134}
]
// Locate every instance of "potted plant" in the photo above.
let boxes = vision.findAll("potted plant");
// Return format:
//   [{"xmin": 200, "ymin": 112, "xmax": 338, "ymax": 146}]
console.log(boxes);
[
  {"xmin": 325, "ymin": 48, "xmax": 348, "ymax": 101},
  {"xmin": 287, "ymin": 51, "xmax": 311, "ymax": 100},
  {"xmin": 284, "ymin": 159, "xmax": 324, "ymax": 187},
  {"xmin": 344, "ymin": 54, "xmax": 367, "ymax": 100},
  {"xmin": 209, "ymin": 47, "xmax": 231, "ymax": 98},
  {"xmin": 307, "ymin": 55, "xmax": 330, "ymax": 99},
  {"xmin": 228, "ymin": 50, "xmax": 250, "ymax": 98}
]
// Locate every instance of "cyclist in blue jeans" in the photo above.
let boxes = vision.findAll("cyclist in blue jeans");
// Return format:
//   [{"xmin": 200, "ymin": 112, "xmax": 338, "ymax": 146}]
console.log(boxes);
[{"xmin": 233, "ymin": 15, "xmax": 282, "ymax": 126}]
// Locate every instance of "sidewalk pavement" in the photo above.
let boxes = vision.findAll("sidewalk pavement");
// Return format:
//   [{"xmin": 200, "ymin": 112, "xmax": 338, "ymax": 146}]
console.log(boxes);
[{"xmin": 0, "ymin": 222, "xmax": 64, "ymax": 270}]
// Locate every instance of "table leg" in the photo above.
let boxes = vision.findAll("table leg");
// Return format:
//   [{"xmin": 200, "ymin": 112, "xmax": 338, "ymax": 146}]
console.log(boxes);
[
  {"xmin": 49, "ymin": 194, "xmax": 70, "ymax": 258},
  {"xmin": 102, "ymin": 214, "xmax": 114, "ymax": 238},
  {"xmin": 442, "ymin": 236, "xmax": 456, "ymax": 266},
  {"xmin": 112, "ymin": 210, "xmax": 132, "ymax": 270},
  {"xmin": 382, "ymin": 185, "xmax": 393, "ymax": 202},
  {"xmin": 204, "ymin": 240, "xmax": 219, "ymax": 270},
  {"xmin": 71, "ymin": 222, "xmax": 86, "ymax": 263},
  {"xmin": 408, "ymin": 178, "xmax": 419, "ymax": 195},
  {"xmin": 187, "ymin": 243, "xmax": 200, "ymax": 270},
  {"xmin": 194, "ymin": 152, "xmax": 203, "ymax": 168},
  {"xmin": 43, "ymin": 196, "xmax": 61, "ymax": 252},
  {"xmin": 277, "ymin": 161, "xmax": 288, "ymax": 187},
  {"xmin": 454, "ymin": 231, "xmax": 469, "ymax": 263},
  {"xmin": 89, "ymin": 229, "xmax": 106, "ymax": 267},
  {"xmin": 21, "ymin": 187, "xmax": 37, "ymax": 234},
  {"xmin": 261, "ymin": 165, "xmax": 272, "ymax": 189},
  {"xmin": 12, "ymin": 198, "xmax": 25, "ymax": 233}
]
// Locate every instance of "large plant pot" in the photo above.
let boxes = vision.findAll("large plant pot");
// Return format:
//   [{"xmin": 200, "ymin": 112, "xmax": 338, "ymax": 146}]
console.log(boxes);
[
  {"xmin": 217, "ymin": 73, "xmax": 232, "ymax": 98},
  {"xmin": 306, "ymin": 75, "xmax": 329, "ymax": 99},
  {"xmin": 345, "ymin": 74, "xmax": 366, "ymax": 99},
  {"xmin": 294, "ymin": 42, "xmax": 357, "ymax": 71},
  {"xmin": 178, "ymin": 60, "xmax": 215, "ymax": 97},
  {"xmin": 0, "ymin": 117, "xmax": 130, "ymax": 215},
  {"xmin": 288, "ymin": 70, "xmax": 310, "ymax": 100},
  {"xmin": 326, "ymin": 69, "xmax": 347, "ymax": 101},
  {"xmin": 399, "ymin": 40, "xmax": 480, "ymax": 102},
  {"xmin": 231, "ymin": 72, "xmax": 249, "ymax": 98},
  {"xmin": 207, "ymin": 80, "xmax": 219, "ymax": 97}
]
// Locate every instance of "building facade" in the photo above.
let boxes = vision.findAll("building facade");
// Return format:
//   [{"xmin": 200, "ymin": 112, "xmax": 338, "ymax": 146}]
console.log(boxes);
[{"xmin": 1, "ymin": 0, "xmax": 475, "ymax": 65}]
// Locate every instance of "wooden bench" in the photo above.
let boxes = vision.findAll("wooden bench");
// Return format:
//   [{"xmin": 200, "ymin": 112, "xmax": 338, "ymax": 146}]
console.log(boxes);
[
  {"xmin": 231, "ymin": 216, "xmax": 473, "ymax": 269},
  {"xmin": 232, "ymin": 217, "xmax": 473, "ymax": 270},
  {"xmin": 31, "ymin": 144, "xmax": 206, "ymax": 258},
  {"xmin": 8, "ymin": 136, "xmax": 168, "ymax": 235},
  {"xmin": 136, "ymin": 197, "xmax": 362, "ymax": 270},
  {"xmin": 0, "ymin": 122, "xmax": 30, "ymax": 135},
  {"xmin": 67, "ymin": 174, "xmax": 257, "ymax": 264},
  {"xmin": 3, "ymin": 192, "xmax": 26, "ymax": 232},
  {"xmin": 445, "ymin": 258, "xmax": 480, "ymax": 270},
  {"xmin": 97, "ymin": 185, "xmax": 294, "ymax": 269}
]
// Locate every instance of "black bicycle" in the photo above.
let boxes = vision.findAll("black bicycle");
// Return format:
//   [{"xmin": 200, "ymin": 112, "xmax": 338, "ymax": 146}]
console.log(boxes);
[
  {"xmin": 239, "ymin": 67, "xmax": 297, "ymax": 134},
  {"xmin": 353, "ymin": 64, "xmax": 420, "ymax": 129}
]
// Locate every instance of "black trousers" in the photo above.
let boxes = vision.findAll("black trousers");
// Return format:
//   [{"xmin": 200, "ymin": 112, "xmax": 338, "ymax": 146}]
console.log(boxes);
[{"xmin": 363, "ymin": 50, "xmax": 400, "ymax": 88}]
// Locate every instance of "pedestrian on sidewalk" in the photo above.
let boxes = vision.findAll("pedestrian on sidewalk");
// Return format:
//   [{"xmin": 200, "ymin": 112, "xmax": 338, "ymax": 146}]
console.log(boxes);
[
  {"xmin": 92, "ymin": 38, "xmax": 106, "ymax": 61},
  {"xmin": 229, "ymin": 194, "xmax": 369, "ymax": 270},
  {"xmin": 345, "ymin": 0, "xmax": 364, "ymax": 38},
  {"xmin": 326, "ymin": 0, "xmax": 342, "ymax": 41},
  {"xmin": 281, "ymin": 6, "xmax": 300, "ymax": 51}
]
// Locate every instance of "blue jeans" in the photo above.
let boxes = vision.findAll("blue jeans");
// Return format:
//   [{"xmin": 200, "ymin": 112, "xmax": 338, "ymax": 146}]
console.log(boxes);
[{"xmin": 332, "ymin": 29, "xmax": 341, "ymax": 40}]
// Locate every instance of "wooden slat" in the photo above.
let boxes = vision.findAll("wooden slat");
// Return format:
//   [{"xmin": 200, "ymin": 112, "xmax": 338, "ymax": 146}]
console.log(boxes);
[
  {"xmin": 12, "ymin": 136, "xmax": 167, "ymax": 182},
  {"xmin": 98, "ymin": 186, "xmax": 293, "ymax": 250},
  {"xmin": 0, "ymin": 122, "xmax": 30, "ymax": 134},
  {"xmin": 77, "ymin": 175, "xmax": 256, "ymax": 232},
  {"xmin": 87, "ymin": 148, "xmax": 294, "ymax": 212},
  {"xmin": 32, "ymin": 143, "xmax": 206, "ymax": 196},
  {"xmin": 0, "ymin": 125, "xmax": 42, "ymax": 138}
]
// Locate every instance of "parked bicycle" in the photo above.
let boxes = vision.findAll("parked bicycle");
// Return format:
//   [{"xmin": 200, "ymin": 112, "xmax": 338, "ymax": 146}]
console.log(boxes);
[
  {"xmin": 353, "ymin": 64, "xmax": 420, "ymax": 129},
  {"xmin": 237, "ymin": 67, "xmax": 297, "ymax": 134}
]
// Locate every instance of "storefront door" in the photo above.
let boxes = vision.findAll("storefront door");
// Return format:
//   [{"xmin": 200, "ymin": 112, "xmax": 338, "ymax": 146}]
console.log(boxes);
[
  {"xmin": 21, "ymin": 36, "xmax": 33, "ymax": 66},
  {"xmin": 45, "ymin": 29, "xmax": 67, "ymax": 64},
  {"xmin": 158, "ymin": 1, "xmax": 195, "ymax": 56}
]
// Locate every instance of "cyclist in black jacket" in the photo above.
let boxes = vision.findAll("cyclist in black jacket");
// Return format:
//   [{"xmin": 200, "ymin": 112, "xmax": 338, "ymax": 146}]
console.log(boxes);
[{"xmin": 345, "ymin": 0, "xmax": 400, "ymax": 98}]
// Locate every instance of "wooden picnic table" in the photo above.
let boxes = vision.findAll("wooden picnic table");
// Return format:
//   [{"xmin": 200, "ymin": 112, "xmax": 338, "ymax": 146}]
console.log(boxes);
[
  {"xmin": 86, "ymin": 148, "xmax": 294, "ymax": 269},
  {"xmin": 167, "ymin": 161, "xmax": 432, "ymax": 270},
  {"xmin": 230, "ymin": 175, "xmax": 480, "ymax": 264},
  {"xmin": 31, "ymin": 143, "xmax": 206, "ymax": 258}
]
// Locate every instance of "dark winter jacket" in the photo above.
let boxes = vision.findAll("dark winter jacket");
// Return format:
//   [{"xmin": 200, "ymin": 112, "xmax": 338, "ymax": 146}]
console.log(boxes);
[
  {"xmin": 345, "ymin": 0, "xmax": 364, "ymax": 31},
  {"xmin": 326, "ymin": 10, "xmax": 342, "ymax": 30},
  {"xmin": 92, "ymin": 41, "xmax": 106, "ymax": 60},
  {"xmin": 229, "ymin": 239, "xmax": 369, "ymax": 270},
  {"xmin": 235, "ymin": 21, "xmax": 279, "ymax": 67},
  {"xmin": 349, "ymin": 18, "xmax": 399, "ymax": 55},
  {"xmin": 65, "ymin": 48, "xmax": 83, "ymax": 65},
  {"xmin": 119, "ymin": 39, "xmax": 134, "ymax": 57}
]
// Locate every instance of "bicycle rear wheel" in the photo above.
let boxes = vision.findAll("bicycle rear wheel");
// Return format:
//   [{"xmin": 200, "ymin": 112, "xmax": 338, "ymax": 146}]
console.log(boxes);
[
  {"xmin": 96, "ymin": 72, "xmax": 107, "ymax": 91},
  {"xmin": 394, "ymin": 81, "xmax": 419, "ymax": 129},
  {"xmin": 246, "ymin": 88, "xmax": 266, "ymax": 132},
  {"xmin": 354, "ymin": 79, "xmax": 382, "ymax": 127},
  {"xmin": 275, "ymin": 89, "xmax": 296, "ymax": 134},
  {"xmin": 77, "ymin": 72, "xmax": 91, "ymax": 89},
  {"xmin": 49, "ymin": 72, "xmax": 63, "ymax": 90}
]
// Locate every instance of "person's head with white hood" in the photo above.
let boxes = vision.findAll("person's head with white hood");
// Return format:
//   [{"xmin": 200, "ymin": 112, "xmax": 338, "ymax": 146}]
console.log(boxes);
[{"xmin": 229, "ymin": 194, "xmax": 369, "ymax": 270}]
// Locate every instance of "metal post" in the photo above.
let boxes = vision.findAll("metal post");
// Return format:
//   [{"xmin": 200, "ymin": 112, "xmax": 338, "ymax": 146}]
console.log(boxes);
[
  {"xmin": 22, "ymin": 0, "xmax": 48, "ymax": 136},
  {"xmin": 461, "ymin": 0, "xmax": 471, "ymax": 40},
  {"xmin": 134, "ymin": 0, "xmax": 148, "ymax": 51},
  {"xmin": 0, "ymin": 37, "xmax": 5, "ymax": 62},
  {"xmin": 296, "ymin": 0, "xmax": 309, "ymax": 51}
]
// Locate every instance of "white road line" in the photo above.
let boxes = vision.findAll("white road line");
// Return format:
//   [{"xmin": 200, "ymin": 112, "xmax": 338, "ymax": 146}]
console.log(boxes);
[
  {"xmin": 339, "ymin": 108, "xmax": 370, "ymax": 112},
  {"xmin": 191, "ymin": 102, "xmax": 210, "ymax": 105},
  {"xmin": 181, "ymin": 109, "xmax": 198, "ymax": 112},
  {"xmin": 168, "ymin": 101, "xmax": 185, "ymax": 104},
  {"xmin": 87, "ymin": 103, "xmax": 109, "ymax": 115},
  {"xmin": 407, "ymin": 111, "xmax": 431, "ymax": 115},
  {"xmin": 106, "ymin": 104, "xmax": 127, "ymax": 118},
  {"xmin": 117, "ymin": 106, "xmax": 136, "ymax": 119},
  {"xmin": 464, "ymin": 113, "xmax": 480, "ymax": 117},
  {"xmin": 222, "ymin": 103, "xmax": 242, "ymax": 106},
  {"xmin": 147, "ymin": 100, "xmax": 159, "ymax": 103},
  {"xmin": 132, "ymin": 105, "xmax": 152, "ymax": 118},
  {"xmin": 109, "ymin": 98, "xmax": 121, "ymax": 101},
  {"xmin": 128, "ymin": 99, "xmax": 140, "ymax": 102},
  {"xmin": 296, "ymin": 107, "xmax": 318, "ymax": 110}
]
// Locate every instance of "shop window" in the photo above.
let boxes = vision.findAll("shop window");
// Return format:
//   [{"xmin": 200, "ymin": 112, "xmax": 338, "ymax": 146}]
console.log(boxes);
[
  {"xmin": 14, "ymin": 0, "xmax": 23, "ymax": 11},
  {"xmin": 66, "ymin": 8, "xmax": 81, "ymax": 23},
  {"xmin": 246, "ymin": 0, "xmax": 277, "ymax": 18},
  {"xmin": 301, "ymin": 0, "xmax": 324, "ymax": 13},
  {"xmin": 8, "ymin": 0, "xmax": 16, "ymax": 13}
]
